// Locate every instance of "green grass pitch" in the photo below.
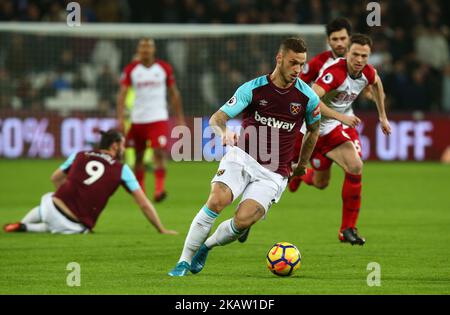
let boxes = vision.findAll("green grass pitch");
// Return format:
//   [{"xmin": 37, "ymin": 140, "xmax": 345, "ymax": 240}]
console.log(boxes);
[{"xmin": 1, "ymin": 160, "xmax": 449, "ymax": 294}]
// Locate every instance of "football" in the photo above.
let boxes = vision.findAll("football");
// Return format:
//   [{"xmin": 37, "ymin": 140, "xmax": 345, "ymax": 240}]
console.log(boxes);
[{"xmin": 266, "ymin": 242, "xmax": 302, "ymax": 276}]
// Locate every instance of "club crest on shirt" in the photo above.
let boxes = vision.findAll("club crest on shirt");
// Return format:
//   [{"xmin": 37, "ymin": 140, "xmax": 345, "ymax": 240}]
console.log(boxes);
[
  {"xmin": 289, "ymin": 102, "xmax": 302, "ymax": 115},
  {"xmin": 227, "ymin": 96, "xmax": 237, "ymax": 106},
  {"xmin": 216, "ymin": 169, "xmax": 225, "ymax": 176}
]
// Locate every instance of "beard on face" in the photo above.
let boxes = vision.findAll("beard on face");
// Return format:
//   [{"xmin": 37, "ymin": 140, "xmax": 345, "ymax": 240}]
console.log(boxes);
[{"xmin": 333, "ymin": 47, "xmax": 346, "ymax": 57}]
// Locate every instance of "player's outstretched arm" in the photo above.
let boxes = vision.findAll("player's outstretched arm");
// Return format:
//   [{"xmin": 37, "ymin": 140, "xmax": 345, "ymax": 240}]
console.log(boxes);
[
  {"xmin": 371, "ymin": 74, "xmax": 391, "ymax": 135},
  {"xmin": 169, "ymin": 84, "xmax": 185, "ymax": 126},
  {"xmin": 209, "ymin": 110, "xmax": 239, "ymax": 146},
  {"xmin": 116, "ymin": 85, "xmax": 128, "ymax": 133},
  {"xmin": 292, "ymin": 120, "xmax": 320, "ymax": 178},
  {"xmin": 50, "ymin": 169, "xmax": 67, "ymax": 189},
  {"xmin": 131, "ymin": 189, "xmax": 178, "ymax": 235},
  {"xmin": 312, "ymin": 84, "xmax": 361, "ymax": 128}
]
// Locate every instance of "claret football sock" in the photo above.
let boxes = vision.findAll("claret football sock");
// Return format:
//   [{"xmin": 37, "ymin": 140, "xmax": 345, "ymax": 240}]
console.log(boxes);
[
  {"xmin": 341, "ymin": 173, "xmax": 362, "ymax": 231},
  {"xmin": 301, "ymin": 168, "xmax": 315, "ymax": 186},
  {"xmin": 204, "ymin": 218, "xmax": 246, "ymax": 248},
  {"xmin": 179, "ymin": 205, "xmax": 218, "ymax": 264}
]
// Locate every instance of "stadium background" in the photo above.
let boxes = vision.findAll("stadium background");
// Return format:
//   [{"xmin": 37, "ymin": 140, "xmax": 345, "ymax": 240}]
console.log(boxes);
[
  {"xmin": 1, "ymin": 0, "xmax": 450, "ymax": 295},
  {"xmin": 0, "ymin": 0, "xmax": 449, "ymax": 161}
]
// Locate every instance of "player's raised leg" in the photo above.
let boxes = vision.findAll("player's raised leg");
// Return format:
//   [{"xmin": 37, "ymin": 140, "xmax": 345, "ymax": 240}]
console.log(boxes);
[
  {"xmin": 290, "ymin": 167, "xmax": 331, "ymax": 192},
  {"xmin": 326, "ymin": 141, "xmax": 365, "ymax": 245},
  {"xmin": 191, "ymin": 199, "xmax": 265, "ymax": 274},
  {"xmin": 168, "ymin": 182, "xmax": 233, "ymax": 276}
]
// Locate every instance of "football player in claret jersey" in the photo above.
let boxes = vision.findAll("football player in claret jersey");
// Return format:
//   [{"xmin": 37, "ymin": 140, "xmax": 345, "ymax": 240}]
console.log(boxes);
[
  {"xmin": 117, "ymin": 38, "xmax": 185, "ymax": 202},
  {"xmin": 168, "ymin": 37, "xmax": 321, "ymax": 276},
  {"xmin": 3, "ymin": 130, "xmax": 177, "ymax": 235},
  {"xmin": 292, "ymin": 34, "xmax": 391, "ymax": 245}
]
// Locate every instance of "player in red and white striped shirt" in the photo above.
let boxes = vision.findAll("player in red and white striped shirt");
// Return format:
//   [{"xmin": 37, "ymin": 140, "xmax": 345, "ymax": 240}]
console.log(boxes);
[
  {"xmin": 288, "ymin": 19, "xmax": 355, "ymax": 195},
  {"xmin": 290, "ymin": 34, "xmax": 391, "ymax": 245},
  {"xmin": 117, "ymin": 38, "xmax": 185, "ymax": 202}
]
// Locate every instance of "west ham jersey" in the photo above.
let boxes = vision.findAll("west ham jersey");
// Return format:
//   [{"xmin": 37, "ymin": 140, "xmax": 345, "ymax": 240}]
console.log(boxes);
[
  {"xmin": 220, "ymin": 75, "xmax": 321, "ymax": 177},
  {"xmin": 54, "ymin": 151, "xmax": 140, "ymax": 229}
]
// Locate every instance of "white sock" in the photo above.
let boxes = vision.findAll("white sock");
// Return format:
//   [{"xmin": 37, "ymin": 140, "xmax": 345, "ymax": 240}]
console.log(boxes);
[
  {"xmin": 21, "ymin": 206, "xmax": 41, "ymax": 224},
  {"xmin": 24, "ymin": 223, "xmax": 49, "ymax": 233},
  {"xmin": 179, "ymin": 205, "xmax": 218, "ymax": 264},
  {"xmin": 205, "ymin": 218, "xmax": 245, "ymax": 249}
]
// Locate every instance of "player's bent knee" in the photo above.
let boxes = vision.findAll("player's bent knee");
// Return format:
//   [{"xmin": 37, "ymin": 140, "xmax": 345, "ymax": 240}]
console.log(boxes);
[
  {"xmin": 206, "ymin": 184, "xmax": 233, "ymax": 212},
  {"xmin": 234, "ymin": 202, "xmax": 266, "ymax": 230},
  {"xmin": 153, "ymin": 149, "xmax": 165, "ymax": 159},
  {"xmin": 206, "ymin": 195, "xmax": 229, "ymax": 213},
  {"xmin": 347, "ymin": 160, "xmax": 363, "ymax": 175},
  {"xmin": 315, "ymin": 179, "xmax": 329, "ymax": 190},
  {"xmin": 233, "ymin": 214, "xmax": 254, "ymax": 230}
]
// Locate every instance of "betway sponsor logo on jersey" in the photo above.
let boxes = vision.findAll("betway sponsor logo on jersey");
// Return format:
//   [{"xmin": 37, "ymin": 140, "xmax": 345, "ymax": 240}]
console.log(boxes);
[{"xmin": 254, "ymin": 111, "xmax": 296, "ymax": 132}]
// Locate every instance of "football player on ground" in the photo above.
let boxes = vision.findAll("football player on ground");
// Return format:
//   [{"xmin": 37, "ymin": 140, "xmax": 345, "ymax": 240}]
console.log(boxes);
[
  {"xmin": 117, "ymin": 38, "xmax": 185, "ymax": 202},
  {"xmin": 291, "ymin": 34, "xmax": 391, "ymax": 245},
  {"xmin": 168, "ymin": 37, "xmax": 321, "ymax": 276},
  {"xmin": 3, "ymin": 130, "xmax": 177, "ymax": 235}
]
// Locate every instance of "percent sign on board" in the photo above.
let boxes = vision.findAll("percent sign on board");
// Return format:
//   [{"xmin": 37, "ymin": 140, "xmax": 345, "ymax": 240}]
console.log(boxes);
[{"xmin": 22, "ymin": 118, "xmax": 55, "ymax": 158}]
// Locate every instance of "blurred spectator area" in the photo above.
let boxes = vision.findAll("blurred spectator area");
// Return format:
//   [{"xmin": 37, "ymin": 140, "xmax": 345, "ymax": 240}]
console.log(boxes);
[{"xmin": 0, "ymin": 0, "xmax": 449, "ymax": 114}]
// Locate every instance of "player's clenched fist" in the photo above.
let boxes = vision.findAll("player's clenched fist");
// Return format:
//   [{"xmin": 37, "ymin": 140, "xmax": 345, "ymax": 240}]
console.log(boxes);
[
  {"xmin": 290, "ymin": 163, "xmax": 307, "ymax": 178},
  {"xmin": 379, "ymin": 118, "xmax": 391, "ymax": 135},
  {"xmin": 160, "ymin": 229, "xmax": 178, "ymax": 235},
  {"xmin": 340, "ymin": 115, "xmax": 361, "ymax": 128}
]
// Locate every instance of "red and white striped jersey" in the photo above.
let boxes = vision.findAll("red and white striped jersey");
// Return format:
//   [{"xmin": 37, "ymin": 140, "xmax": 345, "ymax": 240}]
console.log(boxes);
[
  {"xmin": 300, "ymin": 50, "xmax": 336, "ymax": 85},
  {"xmin": 314, "ymin": 58, "xmax": 376, "ymax": 135},
  {"xmin": 120, "ymin": 60, "xmax": 175, "ymax": 123}
]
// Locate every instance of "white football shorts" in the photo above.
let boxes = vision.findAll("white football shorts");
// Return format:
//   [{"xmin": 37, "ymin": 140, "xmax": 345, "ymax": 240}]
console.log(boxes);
[
  {"xmin": 211, "ymin": 146, "xmax": 288, "ymax": 213},
  {"xmin": 39, "ymin": 193, "xmax": 88, "ymax": 234}
]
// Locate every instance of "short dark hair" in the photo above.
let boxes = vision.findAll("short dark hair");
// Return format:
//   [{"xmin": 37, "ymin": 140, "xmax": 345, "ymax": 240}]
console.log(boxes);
[
  {"xmin": 280, "ymin": 37, "xmax": 307, "ymax": 54},
  {"xmin": 99, "ymin": 129, "xmax": 123, "ymax": 150},
  {"xmin": 326, "ymin": 17, "xmax": 352, "ymax": 37},
  {"xmin": 140, "ymin": 37, "xmax": 154, "ymax": 43},
  {"xmin": 350, "ymin": 33, "xmax": 373, "ymax": 49}
]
